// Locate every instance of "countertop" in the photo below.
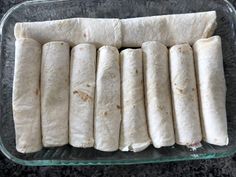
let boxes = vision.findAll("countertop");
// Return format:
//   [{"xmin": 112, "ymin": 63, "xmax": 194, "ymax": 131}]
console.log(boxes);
[{"xmin": 1, "ymin": 0, "xmax": 236, "ymax": 177}]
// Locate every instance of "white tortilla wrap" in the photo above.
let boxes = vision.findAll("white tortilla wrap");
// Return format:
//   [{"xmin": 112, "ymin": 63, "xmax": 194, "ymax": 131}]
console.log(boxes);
[
  {"xmin": 14, "ymin": 11, "xmax": 216, "ymax": 48},
  {"xmin": 69, "ymin": 43, "xmax": 96, "ymax": 148},
  {"xmin": 94, "ymin": 46, "xmax": 121, "ymax": 152},
  {"xmin": 119, "ymin": 49, "xmax": 151, "ymax": 152},
  {"xmin": 193, "ymin": 36, "xmax": 228, "ymax": 146},
  {"xmin": 169, "ymin": 43, "xmax": 202, "ymax": 146},
  {"xmin": 142, "ymin": 41, "xmax": 175, "ymax": 148},
  {"xmin": 14, "ymin": 18, "xmax": 121, "ymax": 48},
  {"xmin": 13, "ymin": 38, "xmax": 42, "ymax": 153},
  {"xmin": 41, "ymin": 41, "xmax": 70, "ymax": 147},
  {"xmin": 121, "ymin": 11, "xmax": 216, "ymax": 47}
]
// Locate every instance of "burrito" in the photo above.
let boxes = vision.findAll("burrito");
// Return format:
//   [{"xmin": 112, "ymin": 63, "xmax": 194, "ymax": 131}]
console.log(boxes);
[
  {"xmin": 94, "ymin": 46, "xmax": 121, "ymax": 152},
  {"xmin": 69, "ymin": 43, "xmax": 96, "ymax": 148},
  {"xmin": 41, "ymin": 41, "xmax": 70, "ymax": 147},
  {"xmin": 13, "ymin": 38, "xmax": 42, "ymax": 153},
  {"xmin": 142, "ymin": 41, "xmax": 175, "ymax": 148},
  {"xmin": 121, "ymin": 11, "xmax": 216, "ymax": 47},
  {"xmin": 14, "ymin": 18, "xmax": 122, "ymax": 48},
  {"xmin": 119, "ymin": 49, "xmax": 151, "ymax": 152},
  {"xmin": 169, "ymin": 43, "xmax": 202, "ymax": 146},
  {"xmin": 193, "ymin": 36, "xmax": 228, "ymax": 146},
  {"xmin": 14, "ymin": 11, "xmax": 216, "ymax": 48}
]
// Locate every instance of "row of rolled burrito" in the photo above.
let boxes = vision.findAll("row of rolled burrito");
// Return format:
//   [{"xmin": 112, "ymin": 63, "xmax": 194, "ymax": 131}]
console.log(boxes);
[{"xmin": 13, "ymin": 35, "xmax": 228, "ymax": 153}]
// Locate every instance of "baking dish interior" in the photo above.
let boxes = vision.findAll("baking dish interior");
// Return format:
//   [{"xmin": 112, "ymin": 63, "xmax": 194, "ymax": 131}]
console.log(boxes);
[{"xmin": 0, "ymin": 0, "xmax": 236, "ymax": 165}]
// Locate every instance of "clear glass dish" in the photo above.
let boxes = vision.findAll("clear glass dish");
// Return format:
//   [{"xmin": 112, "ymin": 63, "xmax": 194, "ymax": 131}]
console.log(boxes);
[{"xmin": 1, "ymin": 0, "xmax": 236, "ymax": 166}]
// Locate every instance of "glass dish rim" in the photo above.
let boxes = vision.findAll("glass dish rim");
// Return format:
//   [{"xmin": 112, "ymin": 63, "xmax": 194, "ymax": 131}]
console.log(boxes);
[{"xmin": 0, "ymin": 0, "xmax": 236, "ymax": 166}]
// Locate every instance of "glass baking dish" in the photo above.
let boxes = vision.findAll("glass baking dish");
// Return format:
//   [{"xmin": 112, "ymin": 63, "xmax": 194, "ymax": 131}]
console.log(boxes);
[{"xmin": 1, "ymin": 0, "xmax": 236, "ymax": 166}]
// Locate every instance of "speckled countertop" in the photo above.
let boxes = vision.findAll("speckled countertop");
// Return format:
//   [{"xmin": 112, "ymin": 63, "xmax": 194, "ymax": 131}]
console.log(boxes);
[{"xmin": 1, "ymin": 1, "xmax": 236, "ymax": 177}]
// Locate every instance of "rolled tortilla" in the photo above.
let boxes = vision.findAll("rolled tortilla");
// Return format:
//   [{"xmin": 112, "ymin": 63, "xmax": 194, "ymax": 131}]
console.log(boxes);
[
  {"xmin": 193, "ymin": 36, "xmax": 228, "ymax": 146},
  {"xmin": 14, "ymin": 18, "xmax": 122, "ymax": 48},
  {"xmin": 41, "ymin": 41, "xmax": 69, "ymax": 147},
  {"xmin": 12, "ymin": 38, "xmax": 42, "ymax": 153},
  {"xmin": 120, "ymin": 49, "xmax": 151, "ymax": 152},
  {"xmin": 169, "ymin": 43, "xmax": 202, "ymax": 146},
  {"xmin": 94, "ymin": 46, "xmax": 121, "ymax": 152},
  {"xmin": 69, "ymin": 43, "xmax": 96, "ymax": 148},
  {"xmin": 121, "ymin": 11, "xmax": 216, "ymax": 47},
  {"xmin": 14, "ymin": 11, "xmax": 216, "ymax": 48},
  {"xmin": 142, "ymin": 41, "xmax": 175, "ymax": 148}
]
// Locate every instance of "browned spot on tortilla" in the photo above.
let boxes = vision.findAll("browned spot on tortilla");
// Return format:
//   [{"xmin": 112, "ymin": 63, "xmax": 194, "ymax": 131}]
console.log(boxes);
[
  {"xmin": 35, "ymin": 89, "xmax": 39, "ymax": 95},
  {"xmin": 83, "ymin": 33, "xmax": 86, "ymax": 38},
  {"xmin": 192, "ymin": 88, "xmax": 195, "ymax": 91},
  {"xmin": 104, "ymin": 112, "xmax": 107, "ymax": 116},
  {"xmin": 158, "ymin": 105, "xmax": 164, "ymax": 111},
  {"xmin": 177, "ymin": 46, "xmax": 188, "ymax": 55},
  {"xmin": 140, "ymin": 79, "xmax": 143, "ymax": 84},
  {"xmin": 136, "ymin": 69, "xmax": 138, "ymax": 74},
  {"xmin": 73, "ymin": 90, "xmax": 78, "ymax": 94},
  {"xmin": 74, "ymin": 90, "xmax": 93, "ymax": 102},
  {"xmin": 60, "ymin": 42, "xmax": 64, "ymax": 45},
  {"xmin": 87, "ymin": 84, "xmax": 90, "ymax": 87},
  {"xmin": 176, "ymin": 87, "xmax": 183, "ymax": 94},
  {"xmin": 116, "ymin": 105, "xmax": 121, "ymax": 109},
  {"xmin": 178, "ymin": 47, "xmax": 182, "ymax": 53}
]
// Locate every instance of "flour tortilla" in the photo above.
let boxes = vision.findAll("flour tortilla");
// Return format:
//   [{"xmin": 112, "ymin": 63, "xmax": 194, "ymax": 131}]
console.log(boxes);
[
  {"xmin": 14, "ymin": 18, "xmax": 121, "ymax": 48},
  {"xmin": 169, "ymin": 43, "xmax": 202, "ymax": 146},
  {"xmin": 121, "ymin": 11, "xmax": 216, "ymax": 47},
  {"xmin": 41, "ymin": 41, "xmax": 69, "ymax": 147},
  {"xmin": 119, "ymin": 49, "xmax": 151, "ymax": 152},
  {"xmin": 13, "ymin": 38, "xmax": 42, "ymax": 153},
  {"xmin": 94, "ymin": 46, "xmax": 121, "ymax": 152},
  {"xmin": 193, "ymin": 36, "xmax": 228, "ymax": 146},
  {"xmin": 69, "ymin": 43, "xmax": 96, "ymax": 148},
  {"xmin": 142, "ymin": 41, "xmax": 175, "ymax": 148},
  {"xmin": 14, "ymin": 11, "xmax": 216, "ymax": 48}
]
